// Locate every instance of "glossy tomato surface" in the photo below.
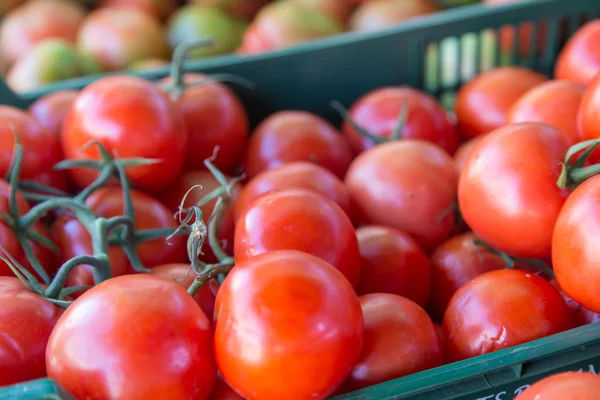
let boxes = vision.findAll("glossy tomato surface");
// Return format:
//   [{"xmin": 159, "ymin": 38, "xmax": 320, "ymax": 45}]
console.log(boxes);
[
  {"xmin": 61, "ymin": 75, "xmax": 188, "ymax": 193},
  {"xmin": 96, "ymin": 0, "xmax": 178, "ymax": 20},
  {"xmin": 47, "ymin": 274, "xmax": 216, "ymax": 400},
  {"xmin": 345, "ymin": 140, "xmax": 458, "ymax": 252},
  {"xmin": 443, "ymin": 269, "xmax": 571, "ymax": 362},
  {"xmin": 453, "ymin": 136, "xmax": 481, "ymax": 174},
  {"xmin": 515, "ymin": 372, "xmax": 600, "ymax": 400},
  {"xmin": 458, "ymin": 123, "xmax": 570, "ymax": 259},
  {"xmin": 578, "ymin": 72, "xmax": 600, "ymax": 141},
  {"xmin": 28, "ymin": 90, "xmax": 78, "ymax": 140},
  {"xmin": 550, "ymin": 279, "xmax": 600, "ymax": 328},
  {"xmin": 234, "ymin": 188, "xmax": 360, "ymax": 288},
  {"xmin": 214, "ymin": 250, "xmax": 364, "ymax": 400},
  {"xmin": 350, "ymin": 0, "xmax": 437, "ymax": 32},
  {"xmin": 555, "ymin": 20, "xmax": 600, "ymax": 86}
]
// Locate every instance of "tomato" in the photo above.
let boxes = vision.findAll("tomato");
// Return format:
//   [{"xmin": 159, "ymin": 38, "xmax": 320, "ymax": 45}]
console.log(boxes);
[
  {"xmin": 555, "ymin": 20, "xmax": 600, "ymax": 86},
  {"xmin": 167, "ymin": 6, "xmax": 247, "ymax": 59},
  {"xmin": 349, "ymin": 0, "xmax": 438, "ymax": 32},
  {"xmin": 443, "ymin": 269, "xmax": 571, "ymax": 362},
  {"xmin": 0, "ymin": 105, "xmax": 68, "ymax": 191},
  {"xmin": 287, "ymin": 0, "xmax": 353, "ymax": 24},
  {"xmin": 339, "ymin": 293, "xmax": 442, "ymax": 392},
  {"xmin": 458, "ymin": 123, "xmax": 570, "ymax": 259},
  {"xmin": 234, "ymin": 188, "xmax": 360, "ymax": 288},
  {"xmin": 0, "ymin": 0, "xmax": 85, "ymax": 65},
  {"xmin": 507, "ymin": 80, "xmax": 585, "ymax": 144},
  {"xmin": 345, "ymin": 140, "xmax": 458, "ymax": 252},
  {"xmin": 97, "ymin": 0, "xmax": 178, "ymax": 20},
  {"xmin": 150, "ymin": 263, "xmax": 218, "ymax": 322},
  {"xmin": 47, "ymin": 274, "xmax": 217, "ymax": 400},
  {"xmin": 61, "ymin": 75, "xmax": 188, "ymax": 193},
  {"xmin": 214, "ymin": 250, "xmax": 363, "ymax": 400},
  {"xmin": 208, "ymin": 377, "xmax": 243, "ymax": 400},
  {"xmin": 341, "ymin": 87, "xmax": 459, "ymax": 155},
  {"xmin": 455, "ymin": 67, "xmax": 547, "ymax": 138},
  {"xmin": 29, "ymin": 90, "xmax": 78, "ymax": 140},
  {"xmin": 187, "ymin": 0, "xmax": 270, "ymax": 19},
  {"xmin": 233, "ymin": 161, "xmax": 351, "ymax": 221},
  {"xmin": 243, "ymin": 111, "xmax": 353, "ymax": 180},
  {"xmin": 515, "ymin": 372, "xmax": 600, "ymax": 400},
  {"xmin": 238, "ymin": 1, "xmax": 343, "ymax": 54},
  {"xmin": 160, "ymin": 73, "xmax": 249, "ymax": 175},
  {"xmin": 578, "ymin": 72, "xmax": 600, "ymax": 141},
  {"xmin": 160, "ymin": 170, "xmax": 240, "ymax": 263},
  {"xmin": 550, "ymin": 279, "xmax": 600, "ymax": 328},
  {"xmin": 428, "ymin": 232, "xmax": 506, "ymax": 322},
  {"xmin": 77, "ymin": 8, "xmax": 169, "ymax": 71},
  {"xmin": 355, "ymin": 226, "xmax": 431, "ymax": 308},
  {"xmin": 0, "ymin": 277, "xmax": 63, "ymax": 386},
  {"xmin": 454, "ymin": 136, "xmax": 481, "ymax": 174}
]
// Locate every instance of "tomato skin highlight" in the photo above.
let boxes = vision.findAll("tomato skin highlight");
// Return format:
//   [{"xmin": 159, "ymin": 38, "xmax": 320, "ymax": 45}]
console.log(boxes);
[
  {"xmin": 458, "ymin": 123, "xmax": 570, "ymax": 259},
  {"xmin": 214, "ymin": 250, "xmax": 364, "ymax": 400},
  {"xmin": 47, "ymin": 274, "xmax": 217, "ymax": 400},
  {"xmin": 345, "ymin": 140, "xmax": 458, "ymax": 252},
  {"xmin": 350, "ymin": 0, "xmax": 437, "ymax": 32},
  {"xmin": 555, "ymin": 20, "xmax": 600, "ymax": 87},
  {"xmin": 578, "ymin": 72, "xmax": 600, "ymax": 141},
  {"xmin": 515, "ymin": 372, "xmax": 600, "ymax": 400},
  {"xmin": 28, "ymin": 90, "xmax": 78, "ymax": 140},
  {"xmin": 443, "ymin": 269, "xmax": 571, "ymax": 362},
  {"xmin": 61, "ymin": 75, "xmax": 188, "ymax": 193},
  {"xmin": 234, "ymin": 188, "xmax": 360, "ymax": 288}
]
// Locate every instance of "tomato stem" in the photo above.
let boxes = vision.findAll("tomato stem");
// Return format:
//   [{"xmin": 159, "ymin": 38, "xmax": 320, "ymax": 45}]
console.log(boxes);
[
  {"xmin": 473, "ymin": 239, "xmax": 555, "ymax": 278},
  {"xmin": 187, "ymin": 259, "xmax": 235, "ymax": 296},
  {"xmin": 44, "ymin": 254, "xmax": 110, "ymax": 299},
  {"xmin": 558, "ymin": 139, "xmax": 600, "ymax": 189},
  {"xmin": 169, "ymin": 39, "xmax": 216, "ymax": 99}
]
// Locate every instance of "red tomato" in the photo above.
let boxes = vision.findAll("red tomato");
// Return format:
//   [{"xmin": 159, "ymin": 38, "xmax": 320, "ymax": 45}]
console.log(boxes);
[
  {"xmin": 578, "ymin": 72, "xmax": 600, "ymax": 141},
  {"xmin": 555, "ymin": 20, "xmax": 600, "ymax": 86},
  {"xmin": 214, "ymin": 250, "xmax": 364, "ymax": 400},
  {"xmin": 428, "ymin": 232, "xmax": 506, "ymax": 322},
  {"xmin": 187, "ymin": 0, "xmax": 270, "ymax": 19},
  {"xmin": 29, "ymin": 90, "xmax": 78, "ymax": 140},
  {"xmin": 97, "ymin": 0, "xmax": 178, "ymax": 20},
  {"xmin": 355, "ymin": 226, "xmax": 431, "ymax": 308},
  {"xmin": 160, "ymin": 73, "xmax": 249, "ymax": 175},
  {"xmin": 234, "ymin": 188, "xmax": 360, "ymax": 288},
  {"xmin": 349, "ymin": 0, "xmax": 438, "ymax": 32},
  {"xmin": 150, "ymin": 263, "xmax": 218, "ymax": 322},
  {"xmin": 77, "ymin": 7, "xmax": 169, "ymax": 71},
  {"xmin": 234, "ymin": 161, "xmax": 351, "ymax": 221},
  {"xmin": 341, "ymin": 87, "xmax": 459, "ymax": 155},
  {"xmin": 345, "ymin": 140, "xmax": 458, "ymax": 252},
  {"xmin": 553, "ymin": 175, "xmax": 600, "ymax": 314},
  {"xmin": 0, "ymin": 105, "xmax": 68, "ymax": 191},
  {"xmin": 443, "ymin": 269, "xmax": 571, "ymax": 362},
  {"xmin": 287, "ymin": 0, "xmax": 353, "ymax": 24},
  {"xmin": 0, "ymin": 277, "xmax": 63, "ymax": 386},
  {"xmin": 340, "ymin": 293, "xmax": 442, "ymax": 392},
  {"xmin": 0, "ymin": 0, "xmax": 85, "ymax": 65},
  {"xmin": 455, "ymin": 67, "xmax": 547, "ymax": 138},
  {"xmin": 454, "ymin": 136, "xmax": 481, "ymax": 174},
  {"xmin": 208, "ymin": 377, "xmax": 243, "ymax": 400},
  {"xmin": 160, "ymin": 170, "xmax": 240, "ymax": 263},
  {"xmin": 243, "ymin": 111, "xmax": 353, "ymax": 180},
  {"xmin": 87, "ymin": 187, "xmax": 187, "ymax": 269},
  {"xmin": 61, "ymin": 75, "xmax": 188, "ymax": 193},
  {"xmin": 550, "ymin": 279, "xmax": 600, "ymax": 328},
  {"xmin": 507, "ymin": 80, "xmax": 585, "ymax": 144},
  {"xmin": 515, "ymin": 372, "xmax": 600, "ymax": 400},
  {"xmin": 458, "ymin": 123, "xmax": 570, "ymax": 259},
  {"xmin": 47, "ymin": 274, "xmax": 216, "ymax": 400}
]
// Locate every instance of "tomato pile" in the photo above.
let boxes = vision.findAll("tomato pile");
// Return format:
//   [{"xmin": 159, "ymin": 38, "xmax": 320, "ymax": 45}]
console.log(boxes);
[{"xmin": 1, "ymin": 11, "xmax": 600, "ymax": 400}]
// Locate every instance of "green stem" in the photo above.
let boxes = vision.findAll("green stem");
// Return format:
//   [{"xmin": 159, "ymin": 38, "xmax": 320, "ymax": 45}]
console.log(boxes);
[
  {"xmin": 74, "ymin": 166, "xmax": 113, "ymax": 203},
  {"xmin": 569, "ymin": 163, "xmax": 600, "ymax": 185},
  {"xmin": 21, "ymin": 198, "xmax": 97, "ymax": 228},
  {"xmin": 187, "ymin": 260, "xmax": 234, "ymax": 296},
  {"xmin": 208, "ymin": 197, "xmax": 229, "ymax": 262},
  {"xmin": 330, "ymin": 100, "xmax": 386, "ymax": 145},
  {"xmin": 473, "ymin": 239, "xmax": 555, "ymax": 278},
  {"xmin": 44, "ymin": 254, "xmax": 110, "ymax": 299},
  {"xmin": 170, "ymin": 39, "xmax": 215, "ymax": 99}
]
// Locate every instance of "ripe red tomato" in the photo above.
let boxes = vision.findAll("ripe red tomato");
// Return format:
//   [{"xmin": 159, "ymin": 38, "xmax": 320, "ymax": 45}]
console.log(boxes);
[
  {"xmin": 453, "ymin": 136, "xmax": 481, "ymax": 174},
  {"xmin": 0, "ymin": 277, "xmax": 63, "ymax": 386},
  {"xmin": 29, "ymin": 90, "xmax": 78, "ymax": 140},
  {"xmin": 507, "ymin": 80, "xmax": 585, "ymax": 144},
  {"xmin": 550, "ymin": 279, "xmax": 600, "ymax": 328},
  {"xmin": 0, "ymin": 0, "xmax": 85, "ymax": 65},
  {"xmin": 515, "ymin": 372, "xmax": 600, "ymax": 400},
  {"xmin": 77, "ymin": 7, "xmax": 169, "ymax": 71},
  {"xmin": 578, "ymin": 72, "xmax": 600, "ymax": 141},
  {"xmin": 150, "ymin": 263, "xmax": 218, "ymax": 322},
  {"xmin": 234, "ymin": 188, "xmax": 360, "ymax": 288},
  {"xmin": 160, "ymin": 73, "xmax": 249, "ymax": 175},
  {"xmin": 234, "ymin": 161, "xmax": 351, "ymax": 221},
  {"xmin": 355, "ymin": 225, "xmax": 431, "ymax": 308},
  {"xmin": 349, "ymin": 0, "xmax": 438, "ymax": 32},
  {"xmin": 340, "ymin": 293, "xmax": 442, "ymax": 392},
  {"xmin": 243, "ymin": 111, "xmax": 353, "ymax": 180},
  {"xmin": 61, "ymin": 75, "xmax": 188, "ymax": 193},
  {"xmin": 214, "ymin": 250, "xmax": 364, "ymax": 400},
  {"xmin": 428, "ymin": 232, "xmax": 506, "ymax": 322},
  {"xmin": 340, "ymin": 87, "xmax": 459, "ymax": 155},
  {"xmin": 458, "ymin": 123, "xmax": 570, "ymax": 259},
  {"xmin": 553, "ymin": 175, "xmax": 600, "ymax": 314},
  {"xmin": 208, "ymin": 377, "xmax": 243, "ymax": 400},
  {"xmin": 160, "ymin": 170, "xmax": 240, "ymax": 263},
  {"xmin": 455, "ymin": 67, "xmax": 547, "ymax": 138},
  {"xmin": 188, "ymin": 0, "xmax": 270, "ymax": 19},
  {"xmin": 555, "ymin": 20, "xmax": 600, "ymax": 86},
  {"xmin": 97, "ymin": 0, "xmax": 178, "ymax": 20},
  {"xmin": 87, "ymin": 187, "xmax": 188, "ymax": 269},
  {"xmin": 443, "ymin": 269, "xmax": 571, "ymax": 362},
  {"xmin": 345, "ymin": 140, "xmax": 458, "ymax": 252},
  {"xmin": 47, "ymin": 274, "xmax": 217, "ymax": 400}
]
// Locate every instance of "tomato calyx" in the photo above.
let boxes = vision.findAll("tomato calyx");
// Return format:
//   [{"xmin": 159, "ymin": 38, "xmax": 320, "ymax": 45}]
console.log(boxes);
[
  {"xmin": 557, "ymin": 139, "xmax": 600, "ymax": 189},
  {"xmin": 473, "ymin": 239, "xmax": 555, "ymax": 279}
]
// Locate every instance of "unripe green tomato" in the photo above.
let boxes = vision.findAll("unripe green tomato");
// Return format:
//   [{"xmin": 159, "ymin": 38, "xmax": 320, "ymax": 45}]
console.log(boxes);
[{"xmin": 186, "ymin": 0, "xmax": 270, "ymax": 19}]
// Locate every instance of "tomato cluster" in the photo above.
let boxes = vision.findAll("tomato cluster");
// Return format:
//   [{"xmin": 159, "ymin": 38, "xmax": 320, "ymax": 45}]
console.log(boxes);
[{"xmin": 1, "ymin": 15, "xmax": 600, "ymax": 400}]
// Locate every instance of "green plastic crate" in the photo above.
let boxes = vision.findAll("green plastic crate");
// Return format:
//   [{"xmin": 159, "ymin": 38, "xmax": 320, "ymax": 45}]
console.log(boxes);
[{"xmin": 1, "ymin": 0, "xmax": 600, "ymax": 399}]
